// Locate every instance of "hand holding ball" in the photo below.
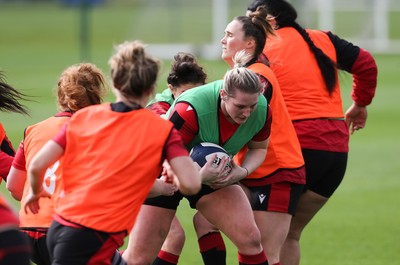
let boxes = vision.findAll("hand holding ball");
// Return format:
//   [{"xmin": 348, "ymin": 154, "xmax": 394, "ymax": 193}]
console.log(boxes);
[{"xmin": 189, "ymin": 142, "xmax": 232, "ymax": 178}]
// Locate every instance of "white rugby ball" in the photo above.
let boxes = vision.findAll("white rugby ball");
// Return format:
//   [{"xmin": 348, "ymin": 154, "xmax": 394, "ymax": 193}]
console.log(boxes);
[{"xmin": 189, "ymin": 142, "xmax": 232, "ymax": 171}]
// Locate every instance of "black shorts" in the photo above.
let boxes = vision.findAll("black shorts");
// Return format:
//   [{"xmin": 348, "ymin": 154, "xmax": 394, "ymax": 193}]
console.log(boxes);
[
  {"xmin": 47, "ymin": 220, "xmax": 126, "ymax": 265},
  {"xmin": 144, "ymin": 191, "xmax": 184, "ymax": 210},
  {"xmin": 302, "ymin": 148, "xmax": 348, "ymax": 197},
  {"xmin": 185, "ymin": 184, "xmax": 220, "ymax": 209},
  {"xmin": 144, "ymin": 184, "xmax": 221, "ymax": 210},
  {"xmin": 245, "ymin": 181, "xmax": 304, "ymax": 215},
  {"xmin": 20, "ymin": 228, "xmax": 50, "ymax": 265}
]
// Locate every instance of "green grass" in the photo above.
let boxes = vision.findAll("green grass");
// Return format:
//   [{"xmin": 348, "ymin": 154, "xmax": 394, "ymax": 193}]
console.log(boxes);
[{"xmin": 1, "ymin": 2, "xmax": 400, "ymax": 264}]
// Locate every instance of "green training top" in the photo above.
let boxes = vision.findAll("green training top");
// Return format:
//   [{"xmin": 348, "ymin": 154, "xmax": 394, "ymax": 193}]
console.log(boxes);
[{"xmin": 167, "ymin": 80, "xmax": 268, "ymax": 155}]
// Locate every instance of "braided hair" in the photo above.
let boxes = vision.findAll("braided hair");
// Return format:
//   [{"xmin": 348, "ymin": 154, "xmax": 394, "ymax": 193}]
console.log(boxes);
[{"xmin": 248, "ymin": 0, "xmax": 337, "ymax": 93}]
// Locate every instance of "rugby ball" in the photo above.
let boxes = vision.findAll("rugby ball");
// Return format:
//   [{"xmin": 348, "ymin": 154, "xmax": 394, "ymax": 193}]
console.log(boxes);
[{"xmin": 189, "ymin": 142, "xmax": 232, "ymax": 171}]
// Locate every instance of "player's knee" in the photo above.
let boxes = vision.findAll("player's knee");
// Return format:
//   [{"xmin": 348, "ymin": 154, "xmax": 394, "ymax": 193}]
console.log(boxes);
[
  {"xmin": 235, "ymin": 226, "xmax": 262, "ymax": 251},
  {"xmin": 247, "ymin": 227, "xmax": 263, "ymax": 247}
]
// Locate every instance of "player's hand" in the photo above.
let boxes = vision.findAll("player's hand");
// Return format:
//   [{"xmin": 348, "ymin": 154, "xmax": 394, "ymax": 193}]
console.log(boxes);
[
  {"xmin": 209, "ymin": 160, "xmax": 242, "ymax": 189},
  {"xmin": 345, "ymin": 102, "xmax": 368, "ymax": 134},
  {"xmin": 162, "ymin": 160, "xmax": 175, "ymax": 184},
  {"xmin": 23, "ymin": 188, "xmax": 51, "ymax": 214},
  {"xmin": 200, "ymin": 154, "xmax": 231, "ymax": 185},
  {"xmin": 155, "ymin": 178, "xmax": 178, "ymax": 196}
]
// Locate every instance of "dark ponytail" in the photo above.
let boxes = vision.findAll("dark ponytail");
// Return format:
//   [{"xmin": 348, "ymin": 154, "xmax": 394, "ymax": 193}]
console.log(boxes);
[
  {"xmin": 0, "ymin": 72, "xmax": 30, "ymax": 115},
  {"xmin": 248, "ymin": 0, "xmax": 337, "ymax": 93},
  {"xmin": 292, "ymin": 22, "xmax": 337, "ymax": 93}
]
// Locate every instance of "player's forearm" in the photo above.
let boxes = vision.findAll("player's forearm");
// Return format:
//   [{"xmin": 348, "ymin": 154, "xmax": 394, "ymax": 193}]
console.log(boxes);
[
  {"xmin": 240, "ymin": 147, "xmax": 267, "ymax": 177},
  {"xmin": 169, "ymin": 156, "xmax": 201, "ymax": 195}
]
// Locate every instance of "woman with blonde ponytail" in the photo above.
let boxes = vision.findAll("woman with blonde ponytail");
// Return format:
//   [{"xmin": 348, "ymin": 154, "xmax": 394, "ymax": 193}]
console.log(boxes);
[
  {"xmin": 22, "ymin": 40, "xmax": 201, "ymax": 265},
  {"xmin": 193, "ymin": 5, "xmax": 306, "ymax": 265},
  {"xmin": 123, "ymin": 61, "xmax": 272, "ymax": 265}
]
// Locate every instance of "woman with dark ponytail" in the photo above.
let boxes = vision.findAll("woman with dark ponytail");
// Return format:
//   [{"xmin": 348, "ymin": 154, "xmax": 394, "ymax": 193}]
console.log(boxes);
[
  {"xmin": 0, "ymin": 72, "xmax": 29, "ymax": 182},
  {"xmin": 0, "ymin": 72, "xmax": 30, "ymax": 181},
  {"xmin": 191, "ymin": 5, "xmax": 306, "ymax": 265},
  {"xmin": 247, "ymin": 1, "xmax": 378, "ymax": 265},
  {"xmin": 0, "ymin": 72, "xmax": 31, "ymax": 265}
]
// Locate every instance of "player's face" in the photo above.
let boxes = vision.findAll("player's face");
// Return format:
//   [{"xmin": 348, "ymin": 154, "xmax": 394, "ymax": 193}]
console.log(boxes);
[
  {"xmin": 221, "ymin": 89, "xmax": 259, "ymax": 125},
  {"xmin": 221, "ymin": 20, "xmax": 248, "ymax": 67}
]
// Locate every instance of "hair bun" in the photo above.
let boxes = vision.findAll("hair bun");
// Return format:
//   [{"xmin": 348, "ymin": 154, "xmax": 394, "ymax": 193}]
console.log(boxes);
[{"xmin": 232, "ymin": 50, "xmax": 253, "ymax": 68}]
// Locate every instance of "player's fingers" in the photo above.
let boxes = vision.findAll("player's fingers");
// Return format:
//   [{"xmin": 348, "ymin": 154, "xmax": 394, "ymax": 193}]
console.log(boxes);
[
  {"xmin": 350, "ymin": 125, "xmax": 356, "ymax": 135},
  {"xmin": 351, "ymin": 122, "xmax": 364, "ymax": 134},
  {"xmin": 26, "ymin": 202, "xmax": 37, "ymax": 214},
  {"xmin": 24, "ymin": 203, "xmax": 30, "ymax": 214},
  {"xmin": 209, "ymin": 154, "xmax": 219, "ymax": 168}
]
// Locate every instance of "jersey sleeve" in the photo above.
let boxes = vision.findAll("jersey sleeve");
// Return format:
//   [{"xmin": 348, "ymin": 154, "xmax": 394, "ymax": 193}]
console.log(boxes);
[
  {"xmin": 0, "ymin": 151, "xmax": 14, "ymax": 180},
  {"xmin": 0, "ymin": 133, "xmax": 16, "ymax": 180},
  {"xmin": 11, "ymin": 140, "xmax": 26, "ymax": 171},
  {"xmin": 1, "ymin": 134, "xmax": 15, "ymax": 157},
  {"xmin": 327, "ymin": 31, "xmax": 377, "ymax": 106},
  {"xmin": 52, "ymin": 122, "xmax": 68, "ymax": 149},
  {"xmin": 148, "ymin": 102, "xmax": 171, "ymax": 116},
  {"xmin": 349, "ymin": 48, "xmax": 377, "ymax": 106},
  {"xmin": 168, "ymin": 102, "xmax": 198, "ymax": 145},
  {"xmin": 165, "ymin": 128, "xmax": 189, "ymax": 161}
]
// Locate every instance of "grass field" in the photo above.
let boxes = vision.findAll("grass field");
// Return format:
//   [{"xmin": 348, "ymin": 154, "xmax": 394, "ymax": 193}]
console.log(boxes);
[{"xmin": 1, "ymin": 2, "xmax": 399, "ymax": 265}]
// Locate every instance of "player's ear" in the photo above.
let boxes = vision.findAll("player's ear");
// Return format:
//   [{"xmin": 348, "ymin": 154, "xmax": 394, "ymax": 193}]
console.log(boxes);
[
  {"xmin": 220, "ymin": 89, "xmax": 228, "ymax": 100},
  {"xmin": 246, "ymin": 37, "xmax": 256, "ymax": 50}
]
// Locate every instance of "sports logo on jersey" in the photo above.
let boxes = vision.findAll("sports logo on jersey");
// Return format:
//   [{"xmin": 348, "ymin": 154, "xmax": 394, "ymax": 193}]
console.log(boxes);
[{"xmin": 258, "ymin": 193, "xmax": 266, "ymax": 204}]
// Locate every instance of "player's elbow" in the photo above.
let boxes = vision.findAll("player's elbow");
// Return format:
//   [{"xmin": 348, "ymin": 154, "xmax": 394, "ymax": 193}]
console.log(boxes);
[
  {"xmin": 6, "ymin": 184, "xmax": 23, "ymax": 201},
  {"xmin": 6, "ymin": 168, "xmax": 24, "ymax": 201}
]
